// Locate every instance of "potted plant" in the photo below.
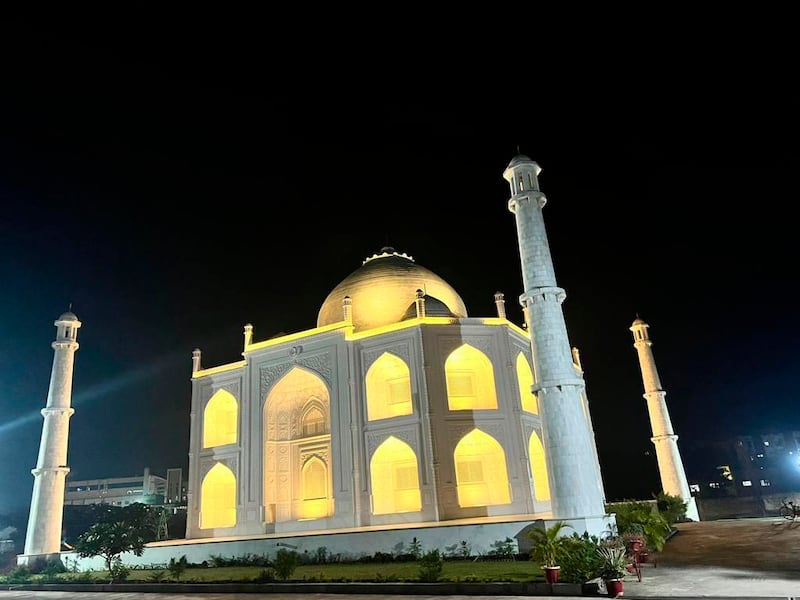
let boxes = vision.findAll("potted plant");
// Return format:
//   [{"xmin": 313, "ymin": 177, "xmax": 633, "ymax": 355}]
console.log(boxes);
[
  {"xmin": 622, "ymin": 522, "xmax": 645, "ymax": 553},
  {"xmin": 527, "ymin": 520, "xmax": 572, "ymax": 584},
  {"xmin": 596, "ymin": 544, "xmax": 628, "ymax": 598}
]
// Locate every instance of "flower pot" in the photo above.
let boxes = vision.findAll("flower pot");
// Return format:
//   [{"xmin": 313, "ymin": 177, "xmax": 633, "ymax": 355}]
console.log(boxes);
[
  {"xmin": 542, "ymin": 565, "xmax": 560, "ymax": 584},
  {"xmin": 626, "ymin": 538, "xmax": 644, "ymax": 552},
  {"xmin": 606, "ymin": 578, "xmax": 624, "ymax": 597}
]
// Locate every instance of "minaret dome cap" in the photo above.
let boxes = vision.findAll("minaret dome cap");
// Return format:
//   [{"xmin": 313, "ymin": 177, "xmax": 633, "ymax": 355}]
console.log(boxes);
[
  {"xmin": 507, "ymin": 154, "xmax": 535, "ymax": 167},
  {"xmin": 57, "ymin": 311, "xmax": 79, "ymax": 322}
]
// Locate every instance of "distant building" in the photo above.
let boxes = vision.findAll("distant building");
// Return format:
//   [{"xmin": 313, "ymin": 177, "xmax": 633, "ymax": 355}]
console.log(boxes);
[
  {"xmin": 64, "ymin": 467, "xmax": 168, "ymax": 507},
  {"xmin": 165, "ymin": 468, "xmax": 187, "ymax": 506},
  {"xmin": 684, "ymin": 431, "xmax": 800, "ymax": 496}
]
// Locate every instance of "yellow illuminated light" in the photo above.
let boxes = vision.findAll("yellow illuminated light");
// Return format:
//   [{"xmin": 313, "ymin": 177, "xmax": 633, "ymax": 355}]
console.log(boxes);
[
  {"xmin": 370, "ymin": 436, "xmax": 422, "ymax": 514},
  {"xmin": 528, "ymin": 431, "xmax": 550, "ymax": 501},
  {"xmin": 200, "ymin": 462, "xmax": 236, "ymax": 529},
  {"xmin": 203, "ymin": 389, "xmax": 238, "ymax": 448},
  {"xmin": 194, "ymin": 319, "xmax": 528, "ymax": 379},
  {"xmin": 454, "ymin": 429, "xmax": 511, "ymax": 507},
  {"xmin": 445, "ymin": 344, "xmax": 498, "ymax": 410},
  {"xmin": 516, "ymin": 352, "xmax": 538, "ymax": 414},
  {"xmin": 264, "ymin": 367, "xmax": 333, "ymax": 522},
  {"xmin": 366, "ymin": 352, "xmax": 413, "ymax": 421},
  {"xmin": 301, "ymin": 457, "xmax": 329, "ymax": 519}
]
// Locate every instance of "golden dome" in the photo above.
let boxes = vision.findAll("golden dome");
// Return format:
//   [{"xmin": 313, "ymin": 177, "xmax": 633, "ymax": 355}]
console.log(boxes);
[{"xmin": 317, "ymin": 248, "xmax": 468, "ymax": 332}]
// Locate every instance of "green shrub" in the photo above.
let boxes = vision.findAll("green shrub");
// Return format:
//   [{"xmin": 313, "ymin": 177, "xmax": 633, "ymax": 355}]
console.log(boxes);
[
  {"xmin": 655, "ymin": 492, "xmax": 688, "ymax": 525},
  {"xmin": 167, "ymin": 555, "xmax": 188, "ymax": 580},
  {"xmin": 559, "ymin": 532, "xmax": 604, "ymax": 583},
  {"xmin": 488, "ymin": 537, "xmax": 515, "ymax": 559},
  {"xmin": 274, "ymin": 549, "xmax": 299, "ymax": 580},
  {"xmin": 607, "ymin": 500, "xmax": 671, "ymax": 551},
  {"xmin": 4, "ymin": 565, "xmax": 32, "ymax": 583},
  {"xmin": 417, "ymin": 548, "xmax": 443, "ymax": 582},
  {"xmin": 252, "ymin": 567, "xmax": 276, "ymax": 582},
  {"xmin": 109, "ymin": 559, "xmax": 130, "ymax": 583}
]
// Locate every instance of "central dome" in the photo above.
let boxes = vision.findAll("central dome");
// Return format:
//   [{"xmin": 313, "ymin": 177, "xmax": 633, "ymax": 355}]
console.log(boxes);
[{"xmin": 317, "ymin": 248, "xmax": 468, "ymax": 332}]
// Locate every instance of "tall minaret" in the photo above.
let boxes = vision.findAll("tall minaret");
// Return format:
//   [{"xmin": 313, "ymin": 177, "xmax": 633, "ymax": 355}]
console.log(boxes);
[
  {"xmin": 19, "ymin": 310, "xmax": 82, "ymax": 566},
  {"xmin": 504, "ymin": 155, "xmax": 606, "ymax": 520},
  {"xmin": 630, "ymin": 317, "xmax": 699, "ymax": 521}
]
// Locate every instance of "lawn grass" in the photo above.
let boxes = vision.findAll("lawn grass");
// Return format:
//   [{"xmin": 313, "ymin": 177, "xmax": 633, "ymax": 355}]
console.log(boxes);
[{"xmin": 55, "ymin": 559, "xmax": 543, "ymax": 584}]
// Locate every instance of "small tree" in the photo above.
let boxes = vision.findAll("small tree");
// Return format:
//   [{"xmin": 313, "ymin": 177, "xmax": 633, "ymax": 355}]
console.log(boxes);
[
  {"xmin": 73, "ymin": 520, "xmax": 146, "ymax": 577},
  {"xmin": 167, "ymin": 554, "xmax": 188, "ymax": 580},
  {"xmin": 409, "ymin": 536, "xmax": 422, "ymax": 559},
  {"xmin": 417, "ymin": 548, "xmax": 443, "ymax": 582},
  {"xmin": 273, "ymin": 548, "xmax": 299, "ymax": 580}
]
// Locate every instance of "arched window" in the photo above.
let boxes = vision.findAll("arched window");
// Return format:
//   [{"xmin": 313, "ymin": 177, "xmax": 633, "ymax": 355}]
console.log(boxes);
[
  {"xmin": 302, "ymin": 406, "xmax": 326, "ymax": 436},
  {"xmin": 365, "ymin": 352, "xmax": 413, "ymax": 421},
  {"xmin": 370, "ymin": 436, "xmax": 422, "ymax": 514},
  {"xmin": 454, "ymin": 429, "xmax": 510, "ymax": 507},
  {"xmin": 445, "ymin": 344, "xmax": 498, "ymax": 410},
  {"xmin": 516, "ymin": 352, "xmax": 538, "ymax": 414},
  {"xmin": 200, "ymin": 462, "xmax": 236, "ymax": 528},
  {"xmin": 264, "ymin": 367, "xmax": 333, "ymax": 522},
  {"xmin": 529, "ymin": 431, "xmax": 550, "ymax": 501},
  {"xmin": 203, "ymin": 389, "xmax": 238, "ymax": 448},
  {"xmin": 301, "ymin": 457, "xmax": 328, "ymax": 519}
]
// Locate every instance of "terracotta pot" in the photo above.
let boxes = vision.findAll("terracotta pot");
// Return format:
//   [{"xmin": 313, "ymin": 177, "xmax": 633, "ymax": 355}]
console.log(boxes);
[
  {"xmin": 626, "ymin": 538, "xmax": 644, "ymax": 552},
  {"xmin": 543, "ymin": 565, "xmax": 560, "ymax": 584},
  {"xmin": 606, "ymin": 578, "xmax": 624, "ymax": 597}
]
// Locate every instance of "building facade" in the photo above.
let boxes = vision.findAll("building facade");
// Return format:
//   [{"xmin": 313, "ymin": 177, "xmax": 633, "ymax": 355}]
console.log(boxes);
[
  {"xmin": 185, "ymin": 154, "xmax": 609, "ymax": 540},
  {"xmin": 64, "ymin": 467, "xmax": 168, "ymax": 507}
]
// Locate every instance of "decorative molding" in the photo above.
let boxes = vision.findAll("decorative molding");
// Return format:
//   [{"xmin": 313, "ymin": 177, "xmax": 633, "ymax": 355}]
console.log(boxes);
[
  {"xmin": 363, "ymin": 343, "xmax": 411, "ymax": 370},
  {"xmin": 365, "ymin": 427, "xmax": 418, "ymax": 458},
  {"xmin": 300, "ymin": 448, "xmax": 330, "ymax": 465},
  {"xmin": 260, "ymin": 364, "xmax": 291, "ymax": 398},
  {"xmin": 297, "ymin": 353, "xmax": 333, "ymax": 383},
  {"xmin": 199, "ymin": 455, "xmax": 238, "ymax": 480},
  {"xmin": 439, "ymin": 336, "xmax": 493, "ymax": 359}
]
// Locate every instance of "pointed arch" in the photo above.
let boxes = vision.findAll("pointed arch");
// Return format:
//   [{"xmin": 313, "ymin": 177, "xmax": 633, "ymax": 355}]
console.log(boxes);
[
  {"xmin": 302, "ymin": 405, "xmax": 326, "ymax": 437},
  {"xmin": 264, "ymin": 366, "xmax": 332, "ymax": 522},
  {"xmin": 454, "ymin": 429, "xmax": 510, "ymax": 507},
  {"xmin": 200, "ymin": 462, "xmax": 236, "ymax": 529},
  {"xmin": 300, "ymin": 456, "xmax": 329, "ymax": 519},
  {"xmin": 529, "ymin": 430, "xmax": 551, "ymax": 501},
  {"xmin": 365, "ymin": 352, "xmax": 413, "ymax": 421},
  {"xmin": 516, "ymin": 352, "xmax": 538, "ymax": 414},
  {"xmin": 203, "ymin": 389, "xmax": 238, "ymax": 448},
  {"xmin": 369, "ymin": 435, "xmax": 422, "ymax": 515},
  {"xmin": 445, "ymin": 344, "xmax": 498, "ymax": 410}
]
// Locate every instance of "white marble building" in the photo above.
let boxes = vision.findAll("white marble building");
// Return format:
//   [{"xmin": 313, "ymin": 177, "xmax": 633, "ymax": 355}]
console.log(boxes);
[{"xmin": 185, "ymin": 154, "xmax": 609, "ymax": 541}]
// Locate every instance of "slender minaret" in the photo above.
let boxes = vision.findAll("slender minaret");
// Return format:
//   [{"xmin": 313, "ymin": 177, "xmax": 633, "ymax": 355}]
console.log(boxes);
[
  {"xmin": 504, "ymin": 155, "xmax": 606, "ymax": 520},
  {"xmin": 630, "ymin": 317, "xmax": 699, "ymax": 521},
  {"xmin": 19, "ymin": 310, "xmax": 82, "ymax": 566}
]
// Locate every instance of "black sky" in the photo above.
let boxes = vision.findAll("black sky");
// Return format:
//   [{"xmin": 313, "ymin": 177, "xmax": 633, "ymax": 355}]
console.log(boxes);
[{"xmin": 1, "ymin": 14, "xmax": 798, "ymax": 516}]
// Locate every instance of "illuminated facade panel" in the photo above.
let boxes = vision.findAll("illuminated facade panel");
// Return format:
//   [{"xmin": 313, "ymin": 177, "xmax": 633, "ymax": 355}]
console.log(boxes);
[
  {"xmin": 370, "ymin": 435, "xmax": 422, "ymax": 514},
  {"xmin": 366, "ymin": 352, "xmax": 413, "ymax": 421},
  {"xmin": 203, "ymin": 389, "xmax": 238, "ymax": 448},
  {"xmin": 516, "ymin": 352, "xmax": 537, "ymax": 414},
  {"xmin": 200, "ymin": 462, "xmax": 236, "ymax": 529},
  {"xmin": 445, "ymin": 344, "xmax": 498, "ymax": 410},
  {"xmin": 454, "ymin": 429, "xmax": 510, "ymax": 507}
]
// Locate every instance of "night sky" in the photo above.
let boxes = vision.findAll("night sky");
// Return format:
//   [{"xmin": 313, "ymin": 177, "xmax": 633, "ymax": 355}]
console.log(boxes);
[{"xmin": 1, "ymin": 16, "xmax": 798, "ymax": 520}]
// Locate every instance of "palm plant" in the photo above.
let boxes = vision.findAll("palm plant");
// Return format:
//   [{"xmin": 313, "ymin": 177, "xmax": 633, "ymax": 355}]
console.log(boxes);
[
  {"xmin": 596, "ymin": 545, "xmax": 628, "ymax": 581},
  {"xmin": 527, "ymin": 521, "xmax": 572, "ymax": 567}
]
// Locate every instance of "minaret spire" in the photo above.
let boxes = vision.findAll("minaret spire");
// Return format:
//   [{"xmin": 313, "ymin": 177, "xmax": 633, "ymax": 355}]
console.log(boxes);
[
  {"xmin": 503, "ymin": 155, "xmax": 608, "ymax": 524},
  {"xmin": 630, "ymin": 316, "xmax": 700, "ymax": 521},
  {"xmin": 19, "ymin": 309, "xmax": 82, "ymax": 567}
]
